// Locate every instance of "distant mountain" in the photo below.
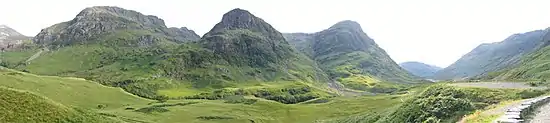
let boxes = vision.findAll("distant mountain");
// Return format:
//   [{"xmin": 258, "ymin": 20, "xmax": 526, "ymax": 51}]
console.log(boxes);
[
  {"xmin": 285, "ymin": 20, "xmax": 419, "ymax": 91},
  {"xmin": 434, "ymin": 29, "xmax": 549, "ymax": 80},
  {"xmin": 399, "ymin": 61, "xmax": 442, "ymax": 78},
  {"xmin": 0, "ymin": 25, "xmax": 31, "ymax": 50}
]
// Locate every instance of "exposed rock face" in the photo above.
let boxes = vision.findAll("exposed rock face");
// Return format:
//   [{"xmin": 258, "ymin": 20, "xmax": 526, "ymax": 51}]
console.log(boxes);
[
  {"xmin": 399, "ymin": 61, "xmax": 442, "ymax": 78},
  {"xmin": 202, "ymin": 8, "xmax": 295, "ymax": 67},
  {"xmin": 33, "ymin": 6, "xmax": 198, "ymax": 46},
  {"xmin": 284, "ymin": 20, "xmax": 417, "ymax": 83},
  {"xmin": 167, "ymin": 27, "xmax": 200, "ymax": 41},
  {"xmin": 283, "ymin": 33, "xmax": 314, "ymax": 57},
  {"xmin": 0, "ymin": 25, "xmax": 31, "ymax": 50},
  {"xmin": 205, "ymin": 8, "xmax": 284, "ymax": 41},
  {"xmin": 434, "ymin": 29, "xmax": 549, "ymax": 80}
]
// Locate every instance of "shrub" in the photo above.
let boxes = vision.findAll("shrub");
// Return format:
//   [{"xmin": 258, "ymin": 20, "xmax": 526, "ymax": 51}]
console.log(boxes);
[
  {"xmin": 223, "ymin": 96, "xmax": 257, "ymax": 105},
  {"xmin": 135, "ymin": 107, "xmax": 169, "ymax": 113},
  {"xmin": 196, "ymin": 116, "xmax": 234, "ymax": 120},
  {"xmin": 22, "ymin": 69, "xmax": 30, "ymax": 73},
  {"xmin": 517, "ymin": 89, "xmax": 547, "ymax": 99},
  {"xmin": 380, "ymin": 85, "xmax": 519, "ymax": 123},
  {"xmin": 96, "ymin": 104, "xmax": 106, "ymax": 109},
  {"xmin": 185, "ymin": 86, "xmax": 321, "ymax": 104}
]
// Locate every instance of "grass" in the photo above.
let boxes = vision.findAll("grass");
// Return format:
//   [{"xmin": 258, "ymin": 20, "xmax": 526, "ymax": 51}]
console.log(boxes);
[
  {"xmin": 0, "ymin": 68, "xmax": 413, "ymax": 123},
  {"xmin": 6, "ymin": 67, "xmax": 545, "ymax": 123},
  {"xmin": 0, "ymin": 68, "xmax": 152, "ymax": 110},
  {"xmin": 461, "ymin": 100, "xmax": 520, "ymax": 123},
  {"xmin": 489, "ymin": 45, "xmax": 550, "ymax": 80},
  {"xmin": 0, "ymin": 87, "xmax": 119, "ymax": 123},
  {"xmin": 106, "ymin": 95, "xmax": 406, "ymax": 123}
]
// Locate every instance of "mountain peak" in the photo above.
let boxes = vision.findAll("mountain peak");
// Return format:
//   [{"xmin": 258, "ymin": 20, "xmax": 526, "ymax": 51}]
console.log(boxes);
[
  {"xmin": 0, "ymin": 25, "xmax": 23, "ymax": 37},
  {"xmin": 217, "ymin": 8, "xmax": 257, "ymax": 29},
  {"xmin": 329, "ymin": 20, "xmax": 362, "ymax": 31},
  {"xmin": 74, "ymin": 6, "xmax": 166, "ymax": 28},
  {"xmin": 34, "ymin": 6, "xmax": 173, "ymax": 45},
  {"xmin": 205, "ymin": 8, "xmax": 283, "ymax": 40}
]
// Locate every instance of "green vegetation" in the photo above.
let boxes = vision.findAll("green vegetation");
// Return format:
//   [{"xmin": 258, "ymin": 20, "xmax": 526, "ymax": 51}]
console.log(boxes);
[
  {"xmin": 0, "ymin": 87, "xmax": 119, "ymax": 123},
  {"xmin": 494, "ymin": 45, "xmax": 550, "ymax": 80},
  {"xmin": 379, "ymin": 85, "xmax": 547, "ymax": 123},
  {"xmin": 0, "ymin": 68, "xmax": 412, "ymax": 123},
  {"xmin": 2, "ymin": 29, "xmax": 332, "ymax": 103},
  {"xmin": 331, "ymin": 84, "xmax": 548, "ymax": 123},
  {"xmin": 434, "ymin": 29, "xmax": 548, "ymax": 80},
  {"xmin": 284, "ymin": 21, "xmax": 418, "ymax": 86},
  {"xmin": 4, "ymin": 67, "xmax": 548, "ymax": 123}
]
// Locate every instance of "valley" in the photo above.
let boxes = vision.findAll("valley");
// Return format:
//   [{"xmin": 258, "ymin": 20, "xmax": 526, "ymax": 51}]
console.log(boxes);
[{"xmin": 1, "ymin": 5, "xmax": 550, "ymax": 123}]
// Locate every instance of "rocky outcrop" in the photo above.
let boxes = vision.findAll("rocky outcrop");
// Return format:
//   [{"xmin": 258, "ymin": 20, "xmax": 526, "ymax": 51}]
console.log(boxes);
[
  {"xmin": 33, "ymin": 6, "xmax": 197, "ymax": 46},
  {"xmin": 204, "ymin": 8, "xmax": 284, "ymax": 41},
  {"xmin": 284, "ymin": 20, "xmax": 417, "ymax": 83},
  {"xmin": 0, "ymin": 25, "xmax": 31, "ymax": 50},
  {"xmin": 201, "ymin": 8, "xmax": 296, "ymax": 67},
  {"xmin": 495, "ymin": 96, "xmax": 550, "ymax": 123},
  {"xmin": 167, "ymin": 27, "xmax": 200, "ymax": 41}
]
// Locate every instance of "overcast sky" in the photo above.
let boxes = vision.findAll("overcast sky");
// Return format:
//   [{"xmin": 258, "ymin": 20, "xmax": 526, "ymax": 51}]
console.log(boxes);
[{"xmin": 2, "ymin": 0, "xmax": 550, "ymax": 67}]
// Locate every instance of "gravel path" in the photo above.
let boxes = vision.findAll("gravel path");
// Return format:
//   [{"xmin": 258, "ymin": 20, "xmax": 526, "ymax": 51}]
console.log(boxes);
[
  {"xmin": 529, "ymin": 102, "xmax": 550, "ymax": 123},
  {"xmin": 450, "ymin": 82, "xmax": 544, "ymax": 89}
]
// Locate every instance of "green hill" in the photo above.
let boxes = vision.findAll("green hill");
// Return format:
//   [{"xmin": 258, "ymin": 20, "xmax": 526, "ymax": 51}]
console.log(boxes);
[{"xmin": 0, "ymin": 87, "xmax": 119, "ymax": 123}]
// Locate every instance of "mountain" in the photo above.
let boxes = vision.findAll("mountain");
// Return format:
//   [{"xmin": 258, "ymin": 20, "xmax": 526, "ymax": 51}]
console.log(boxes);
[
  {"xmin": 399, "ymin": 61, "xmax": 442, "ymax": 78},
  {"xmin": 284, "ymin": 20, "xmax": 418, "ymax": 91},
  {"xmin": 33, "ymin": 6, "xmax": 199, "ymax": 46},
  {"xmin": 0, "ymin": 25, "xmax": 32, "ymax": 50},
  {"xmin": 2, "ymin": 7, "xmax": 331, "ymax": 104},
  {"xmin": 434, "ymin": 29, "xmax": 549, "ymax": 80},
  {"xmin": 201, "ymin": 8, "xmax": 297, "ymax": 67},
  {"xmin": 484, "ymin": 29, "xmax": 550, "ymax": 80}
]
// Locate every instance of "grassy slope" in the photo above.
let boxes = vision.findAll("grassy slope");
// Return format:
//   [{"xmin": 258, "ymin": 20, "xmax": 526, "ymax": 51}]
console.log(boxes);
[
  {"xmin": 6, "ymin": 67, "xmax": 545, "ymax": 123},
  {"xmin": 333, "ymin": 84, "xmax": 548, "ymax": 123},
  {"xmin": 0, "ymin": 68, "xmax": 412, "ymax": 123},
  {"xmin": 0, "ymin": 87, "xmax": 119, "ymax": 123},
  {"xmin": 0, "ymin": 68, "xmax": 152, "ymax": 109},
  {"xmin": 492, "ymin": 45, "xmax": 550, "ymax": 80}
]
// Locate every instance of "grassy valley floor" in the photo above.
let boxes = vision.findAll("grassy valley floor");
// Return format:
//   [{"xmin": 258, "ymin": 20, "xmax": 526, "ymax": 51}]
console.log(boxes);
[
  {"xmin": 4, "ymin": 67, "xmax": 547, "ymax": 123},
  {"xmin": 0, "ymin": 68, "xmax": 415, "ymax": 123}
]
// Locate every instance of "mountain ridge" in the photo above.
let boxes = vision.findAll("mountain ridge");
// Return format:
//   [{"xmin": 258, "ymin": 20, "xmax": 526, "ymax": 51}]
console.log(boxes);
[
  {"xmin": 33, "ymin": 6, "xmax": 199, "ymax": 46},
  {"xmin": 399, "ymin": 61, "xmax": 442, "ymax": 78},
  {"xmin": 284, "ymin": 20, "xmax": 419, "ymax": 92},
  {"xmin": 0, "ymin": 25, "xmax": 32, "ymax": 50},
  {"xmin": 434, "ymin": 28, "xmax": 550, "ymax": 80}
]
